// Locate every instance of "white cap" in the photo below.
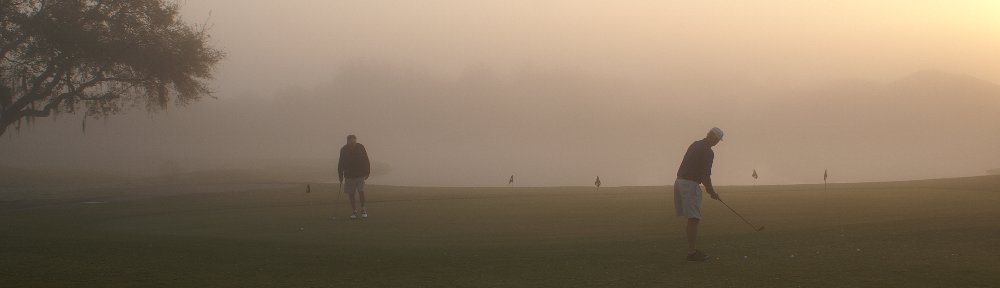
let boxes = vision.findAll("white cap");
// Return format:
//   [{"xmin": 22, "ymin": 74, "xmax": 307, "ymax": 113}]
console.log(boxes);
[{"xmin": 709, "ymin": 127, "xmax": 724, "ymax": 140}]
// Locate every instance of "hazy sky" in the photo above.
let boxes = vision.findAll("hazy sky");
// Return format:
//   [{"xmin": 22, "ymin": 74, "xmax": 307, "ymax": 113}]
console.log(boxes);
[
  {"xmin": 3, "ymin": 1, "xmax": 1000, "ymax": 186},
  {"xmin": 178, "ymin": 0, "xmax": 1000, "ymax": 94}
]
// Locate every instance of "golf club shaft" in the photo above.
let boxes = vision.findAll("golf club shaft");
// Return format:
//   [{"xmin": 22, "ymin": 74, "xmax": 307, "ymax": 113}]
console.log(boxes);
[{"xmin": 719, "ymin": 199, "xmax": 759, "ymax": 230}]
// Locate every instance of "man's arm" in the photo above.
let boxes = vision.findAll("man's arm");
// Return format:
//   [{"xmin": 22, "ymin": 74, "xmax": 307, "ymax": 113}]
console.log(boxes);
[
  {"xmin": 337, "ymin": 147, "xmax": 345, "ymax": 182},
  {"xmin": 702, "ymin": 147, "xmax": 718, "ymax": 200},
  {"xmin": 361, "ymin": 145, "xmax": 371, "ymax": 180},
  {"xmin": 703, "ymin": 176, "xmax": 720, "ymax": 200}
]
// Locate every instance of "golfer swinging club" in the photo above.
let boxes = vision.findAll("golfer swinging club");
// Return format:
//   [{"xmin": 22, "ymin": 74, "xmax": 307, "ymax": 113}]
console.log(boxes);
[
  {"xmin": 338, "ymin": 134, "xmax": 371, "ymax": 219},
  {"xmin": 675, "ymin": 127, "xmax": 723, "ymax": 261}
]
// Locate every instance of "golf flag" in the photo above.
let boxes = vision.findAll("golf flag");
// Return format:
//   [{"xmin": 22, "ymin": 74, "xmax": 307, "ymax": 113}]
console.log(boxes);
[
  {"xmin": 509, "ymin": 175, "xmax": 514, "ymax": 185},
  {"xmin": 752, "ymin": 169, "xmax": 758, "ymax": 179},
  {"xmin": 595, "ymin": 176, "xmax": 602, "ymax": 188}
]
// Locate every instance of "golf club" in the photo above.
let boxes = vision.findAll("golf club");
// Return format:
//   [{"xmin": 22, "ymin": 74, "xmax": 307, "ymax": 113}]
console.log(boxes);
[{"xmin": 718, "ymin": 199, "xmax": 764, "ymax": 232}]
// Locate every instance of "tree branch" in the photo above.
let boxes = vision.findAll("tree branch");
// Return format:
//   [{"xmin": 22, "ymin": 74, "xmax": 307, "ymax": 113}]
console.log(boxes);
[
  {"xmin": 0, "ymin": 74, "xmax": 141, "ymax": 133},
  {"xmin": 10, "ymin": 58, "xmax": 67, "ymax": 112}
]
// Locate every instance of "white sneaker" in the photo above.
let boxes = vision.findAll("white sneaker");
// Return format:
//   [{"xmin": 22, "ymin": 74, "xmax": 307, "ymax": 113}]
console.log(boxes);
[
  {"xmin": 361, "ymin": 209, "xmax": 368, "ymax": 219},
  {"xmin": 350, "ymin": 211, "xmax": 358, "ymax": 219}
]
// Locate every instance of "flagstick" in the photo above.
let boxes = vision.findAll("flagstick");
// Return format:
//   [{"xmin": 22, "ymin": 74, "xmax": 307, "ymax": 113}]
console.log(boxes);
[{"xmin": 595, "ymin": 176, "xmax": 600, "ymax": 193}]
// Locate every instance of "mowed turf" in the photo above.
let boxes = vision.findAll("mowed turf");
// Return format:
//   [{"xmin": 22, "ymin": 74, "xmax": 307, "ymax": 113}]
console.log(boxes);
[{"xmin": 2, "ymin": 177, "xmax": 999, "ymax": 287}]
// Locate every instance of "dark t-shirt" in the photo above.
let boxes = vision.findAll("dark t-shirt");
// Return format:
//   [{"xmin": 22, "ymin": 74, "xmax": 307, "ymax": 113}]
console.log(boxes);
[
  {"xmin": 338, "ymin": 144, "xmax": 371, "ymax": 179},
  {"xmin": 677, "ymin": 139, "xmax": 714, "ymax": 184}
]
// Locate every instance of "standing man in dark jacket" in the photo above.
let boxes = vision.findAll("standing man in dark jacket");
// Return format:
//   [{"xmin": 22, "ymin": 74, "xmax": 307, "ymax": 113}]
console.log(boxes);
[
  {"xmin": 339, "ymin": 134, "xmax": 371, "ymax": 219},
  {"xmin": 675, "ymin": 127, "xmax": 723, "ymax": 261}
]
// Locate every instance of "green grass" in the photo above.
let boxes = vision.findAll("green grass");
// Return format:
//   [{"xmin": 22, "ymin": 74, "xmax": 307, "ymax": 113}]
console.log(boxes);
[{"xmin": 2, "ymin": 177, "xmax": 999, "ymax": 287}]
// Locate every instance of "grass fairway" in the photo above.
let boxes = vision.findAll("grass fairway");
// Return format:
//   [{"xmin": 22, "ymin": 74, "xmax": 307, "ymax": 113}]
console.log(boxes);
[{"xmin": 2, "ymin": 177, "xmax": 1000, "ymax": 287}]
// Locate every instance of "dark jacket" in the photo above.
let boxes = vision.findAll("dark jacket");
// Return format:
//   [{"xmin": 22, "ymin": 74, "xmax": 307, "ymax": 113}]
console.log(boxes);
[
  {"xmin": 676, "ymin": 139, "xmax": 714, "ymax": 184},
  {"xmin": 338, "ymin": 143, "xmax": 371, "ymax": 179}
]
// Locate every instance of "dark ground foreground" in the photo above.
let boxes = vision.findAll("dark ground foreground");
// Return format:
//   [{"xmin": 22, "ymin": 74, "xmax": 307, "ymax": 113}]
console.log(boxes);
[{"xmin": 2, "ymin": 176, "xmax": 999, "ymax": 287}]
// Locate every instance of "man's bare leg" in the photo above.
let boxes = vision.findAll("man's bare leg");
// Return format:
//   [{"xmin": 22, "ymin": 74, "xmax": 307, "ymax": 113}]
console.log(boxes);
[
  {"xmin": 687, "ymin": 218, "xmax": 700, "ymax": 253},
  {"xmin": 349, "ymin": 193, "xmax": 357, "ymax": 212},
  {"xmin": 359, "ymin": 191, "xmax": 366, "ymax": 210}
]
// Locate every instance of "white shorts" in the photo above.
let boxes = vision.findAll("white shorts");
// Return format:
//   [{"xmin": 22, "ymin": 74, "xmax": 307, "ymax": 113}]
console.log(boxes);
[
  {"xmin": 344, "ymin": 177, "xmax": 366, "ymax": 196},
  {"xmin": 674, "ymin": 178, "xmax": 703, "ymax": 219}
]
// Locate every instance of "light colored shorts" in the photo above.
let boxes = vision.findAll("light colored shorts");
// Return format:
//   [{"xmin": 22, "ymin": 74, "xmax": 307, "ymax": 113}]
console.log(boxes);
[
  {"xmin": 674, "ymin": 178, "xmax": 703, "ymax": 219},
  {"xmin": 344, "ymin": 177, "xmax": 366, "ymax": 196}
]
